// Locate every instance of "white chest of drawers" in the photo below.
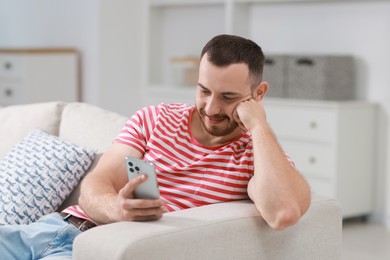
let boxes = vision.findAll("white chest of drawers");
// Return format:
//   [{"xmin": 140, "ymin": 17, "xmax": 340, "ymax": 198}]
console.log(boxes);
[
  {"xmin": 264, "ymin": 98, "xmax": 377, "ymax": 218},
  {"xmin": 0, "ymin": 49, "xmax": 79, "ymax": 106}
]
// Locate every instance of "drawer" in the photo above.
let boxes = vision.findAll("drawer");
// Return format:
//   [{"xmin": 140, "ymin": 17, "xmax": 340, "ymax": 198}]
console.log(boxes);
[
  {"xmin": 266, "ymin": 105, "xmax": 336, "ymax": 142},
  {"xmin": 0, "ymin": 55, "xmax": 24, "ymax": 78},
  {"xmin": 279, "ymin": 140, "xmax": 335, "ymax": 180},
  {"xmin": 0, "ymin": 84, "xmax": 24, "ymax": 105},
  {"xmin": 305, "ymin": 177, "xmax": 335, "ymax": 198}
]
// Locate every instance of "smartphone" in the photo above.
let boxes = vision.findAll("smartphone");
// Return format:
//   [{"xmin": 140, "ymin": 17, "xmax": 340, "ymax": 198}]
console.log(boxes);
[{"xmin": 125, "ymin": 157, "xmax": 160, "ymax": 200}]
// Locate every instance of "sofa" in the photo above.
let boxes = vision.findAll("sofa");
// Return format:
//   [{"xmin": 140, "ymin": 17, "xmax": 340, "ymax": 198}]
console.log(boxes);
[{"xmin": 0, "ymin": 101, "xmax": 342, "ymax": 259}]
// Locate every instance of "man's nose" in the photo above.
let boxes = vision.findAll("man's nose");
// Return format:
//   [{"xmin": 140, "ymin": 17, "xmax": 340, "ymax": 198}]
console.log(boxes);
[{"xmin": 204, "ymin": 96, "xmax": 221, "ymax": 116}]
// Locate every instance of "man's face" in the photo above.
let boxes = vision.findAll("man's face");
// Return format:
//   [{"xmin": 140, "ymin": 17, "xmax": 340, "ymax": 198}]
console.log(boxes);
[{"xmin": 195, "ymin": 54, "xmax": 253, "ymax": 137}]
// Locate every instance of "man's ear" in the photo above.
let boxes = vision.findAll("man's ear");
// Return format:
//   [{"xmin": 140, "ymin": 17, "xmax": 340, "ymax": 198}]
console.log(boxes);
[{"xmin": 253, "ymin": 82, "xmax": 268, "ymax": 101}]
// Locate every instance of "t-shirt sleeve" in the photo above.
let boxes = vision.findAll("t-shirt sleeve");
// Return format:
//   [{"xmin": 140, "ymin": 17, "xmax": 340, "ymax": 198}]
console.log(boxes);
[{"xmin": 114, "ymin": 106, "xmax": 159, "ymax": 154}]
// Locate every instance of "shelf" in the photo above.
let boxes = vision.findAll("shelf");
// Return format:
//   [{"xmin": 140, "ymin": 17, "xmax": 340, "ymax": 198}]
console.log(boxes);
[{"xmin": 146, "ymin": 2, "xmax": 225, "ymax": 87}]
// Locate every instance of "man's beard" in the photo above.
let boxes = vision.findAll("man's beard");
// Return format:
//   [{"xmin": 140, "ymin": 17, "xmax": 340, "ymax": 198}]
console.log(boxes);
[{"xmin": 197, "ymin": 108, "xmax": 239, "ymax": 137}]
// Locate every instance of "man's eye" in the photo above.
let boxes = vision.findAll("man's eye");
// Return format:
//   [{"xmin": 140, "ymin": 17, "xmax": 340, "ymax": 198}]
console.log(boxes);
[{"xmin": 223, "ymin": 96, "xmax": 236, "ymax": 101}]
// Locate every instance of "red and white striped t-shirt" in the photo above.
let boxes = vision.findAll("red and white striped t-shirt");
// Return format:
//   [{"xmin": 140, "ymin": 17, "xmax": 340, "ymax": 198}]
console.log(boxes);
[
  {"xmin": 114, "ymin": 103, "xmax": 256, "ymax": 212},
  {"xmin": 62, "ymin": 103, "xmax": 294, "ymax": 219}
]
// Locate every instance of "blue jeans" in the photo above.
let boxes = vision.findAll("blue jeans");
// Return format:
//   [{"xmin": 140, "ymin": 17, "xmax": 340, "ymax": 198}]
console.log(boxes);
[{"xmin": 0, "ymin": 213, "xmax": 81, "ymax": 260}]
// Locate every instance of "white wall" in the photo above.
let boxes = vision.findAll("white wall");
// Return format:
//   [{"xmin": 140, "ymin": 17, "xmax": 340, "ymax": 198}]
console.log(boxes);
[
  {"xmin": 0, "ymin": 0, "xmax": 100, "ymax": 105},
  {"xmin": 0, "ymin": 0, "xmax": 146, "ymax": 116},
  {"xmin": 249, "ymin": 1, "xmax": 390, "ymax": 224},
  {"xmin": 98, "ymin": 0, "xmax": 145, "ymax": 116}
]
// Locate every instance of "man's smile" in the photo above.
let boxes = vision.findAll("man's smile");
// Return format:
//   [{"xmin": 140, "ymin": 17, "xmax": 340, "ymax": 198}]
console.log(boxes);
[{"xmin": 204, "ymin": 115, "xmax": 228, "ymax": 125}]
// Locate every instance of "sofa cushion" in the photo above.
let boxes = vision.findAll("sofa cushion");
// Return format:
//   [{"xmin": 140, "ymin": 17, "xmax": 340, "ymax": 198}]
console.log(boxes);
[
  {"xmin": 0, "ymin": 129, "xmax": 96, "ymax": 225},
  {"xmin": 0, "ymin": 102, "xmax": 65, "ymax": 159},
  {"xmin": 59, "ymin": 102, "xmax": 128, "ymax": 153}
]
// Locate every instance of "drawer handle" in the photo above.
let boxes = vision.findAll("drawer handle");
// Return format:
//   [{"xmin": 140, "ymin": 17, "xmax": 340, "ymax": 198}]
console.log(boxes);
[
  {"xmin": 296, "ymin": 58, "xmax": 314, "ymax": 66},
  {"xmin": 4, "ymin": 88, "xmax": 13, "ymax": 97},
  {"xmin": 264, "ymin": 58, "xmax": 274, "ymax": 65},
  {"xmin": 4, "ymin": 62, "xmax": 13, "ymax": 70},
  {"xmin": 309, "ymin": 157, "xmax": 317, "ymax": 164},
  {"xmin": 309, "ymin": 121, "xmax": 317, "ymax": 129}
]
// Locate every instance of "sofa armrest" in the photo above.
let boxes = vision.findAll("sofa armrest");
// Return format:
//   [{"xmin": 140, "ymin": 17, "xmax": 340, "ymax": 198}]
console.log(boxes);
[{"xmin": 73, "ymin": 194, "xmax": 341, "ymax": 260}]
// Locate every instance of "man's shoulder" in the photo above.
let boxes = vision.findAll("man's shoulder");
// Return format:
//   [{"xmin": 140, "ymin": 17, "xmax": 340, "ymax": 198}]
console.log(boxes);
[
  {"xmin": 158, "ymin": 102, "xmax": 193, "ymax": 109},
  {"xmin": 134, "ymin": 103, "xmax": 192, "ymax": 123},
  {"xmin": 155, "ymin": 103, "xmax": 193, "ymax": 114}
]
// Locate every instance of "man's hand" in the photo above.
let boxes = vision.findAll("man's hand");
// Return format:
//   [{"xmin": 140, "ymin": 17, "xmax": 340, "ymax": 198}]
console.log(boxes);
[
  {"xmin": 233, "ymin": 99, "xmax": 267, "ymax": 132},
  {"xmin": 114, "ymin": 174, "xmax": 167, "ymax": 222}
]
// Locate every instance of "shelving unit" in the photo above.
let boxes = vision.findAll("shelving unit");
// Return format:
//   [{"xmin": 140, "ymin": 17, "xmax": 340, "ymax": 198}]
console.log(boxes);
[
  {"xmin": 144, "ymin": 0, "xmax": 339, "ymax": 104},
  {"xmin": 144, "ymin": 0, "xmax": 387, "ymax": 106},
  {"xmin": 145, "ymin": 1, "xmax": 224, "ymax": 105},
  {"xmin": 143, "ymin": 0, "xmax": 381, "ymax": 218},
  {"xmin": 145, "ymin": 0, "xmax": 245, "ymax": 104}
]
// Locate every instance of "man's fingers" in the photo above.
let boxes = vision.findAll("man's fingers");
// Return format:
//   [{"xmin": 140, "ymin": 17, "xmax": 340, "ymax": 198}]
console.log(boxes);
[
  {"xmin": 116, "ymin": 174, "xmax": 166, "ymax": 222},
  {"xmin": 121, "ymin": 198, "xmax": 163, "ymax": 210},
  {"xmin": 132, "ymin": 206, "xmax": 165, "ymax": 216},
  {"xmin": 119, "ymin": 199, "xmax": 165, "ymax": 221},
  {"xmin": 119, "ymin": 174, "xmax": 147, "ymax": 198},
  {"xmin": 132, "ymin": 214, "xmax": 163, "ymax": 222},
  {"xmin": 233, "ymin": 106, "xmax": 247, "ymax": 132},
  {"xmin": 233, "ymin": 97, "xmax": 252, "ymax": 118}
]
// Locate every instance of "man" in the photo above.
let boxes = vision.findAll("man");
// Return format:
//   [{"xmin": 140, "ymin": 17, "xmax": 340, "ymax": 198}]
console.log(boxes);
[{"xmin": 0, "ymin": 34, "xmax": 311, "ymax": 259}]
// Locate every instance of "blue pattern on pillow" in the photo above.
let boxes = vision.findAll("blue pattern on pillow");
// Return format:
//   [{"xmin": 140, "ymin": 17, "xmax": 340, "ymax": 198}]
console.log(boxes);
[{"xmin": 0, "ymin": 129, "xmax": 96, "ymax": 225}]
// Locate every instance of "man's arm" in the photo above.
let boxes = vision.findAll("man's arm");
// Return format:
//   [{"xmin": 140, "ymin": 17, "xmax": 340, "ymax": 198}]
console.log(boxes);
[
  {"xmin": 78, "ymin": 143, "xmax": 166, "ymax": 224},
  {"xmin": 236, "ymin": 99, "xmax": 311, "ymax": 230}
]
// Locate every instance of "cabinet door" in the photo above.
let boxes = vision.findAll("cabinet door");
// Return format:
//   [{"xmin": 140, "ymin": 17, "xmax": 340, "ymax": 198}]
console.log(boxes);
[
  {"xmin": 266, "ymin": 104, "xmax": 337, "ymax": 142},
  {"xmin": 0, "ymin": 50, "xmax": 79, "ymax": 105}
]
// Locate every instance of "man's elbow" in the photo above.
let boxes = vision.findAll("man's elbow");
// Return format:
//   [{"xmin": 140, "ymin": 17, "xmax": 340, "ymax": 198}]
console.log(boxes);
[
  {"xmin": 267, "ymin": 207, "xmax": 302, "ymax": 230},
  {"xmin": 269, "ymin": 190, "xmax": 312, "ymax": 230},
  {"xmin": 264, "ymin": 194, "xmax": 312, "ymax": 230}
]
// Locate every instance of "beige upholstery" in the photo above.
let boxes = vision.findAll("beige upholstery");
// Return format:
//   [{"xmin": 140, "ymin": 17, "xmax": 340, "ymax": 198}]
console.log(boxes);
[
  {"xmin": 74, "ymin": 196, "xmax": 341, "ymax": 260},
  {"xmin": 0, "ymin": 101, "xmax": 342, "ymax": 259},
  {"xmin": 0, "ymin": 101, "xmax": 65, "ymax": 158},
  {"xmin": 59, "ymin": 102, "xmax": 127, "ymax": 153}
]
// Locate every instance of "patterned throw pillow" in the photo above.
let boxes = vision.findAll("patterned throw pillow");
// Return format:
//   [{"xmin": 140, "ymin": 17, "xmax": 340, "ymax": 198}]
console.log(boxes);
[{"xmin": 0, "ymin": 129, "xmax": 96, "ymax": 225}]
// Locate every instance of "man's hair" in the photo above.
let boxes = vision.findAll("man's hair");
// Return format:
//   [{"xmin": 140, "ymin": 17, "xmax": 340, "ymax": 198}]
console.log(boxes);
[{"xmin": 200, "ymin": 34, "xmax": 265, "ymax": 89}]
